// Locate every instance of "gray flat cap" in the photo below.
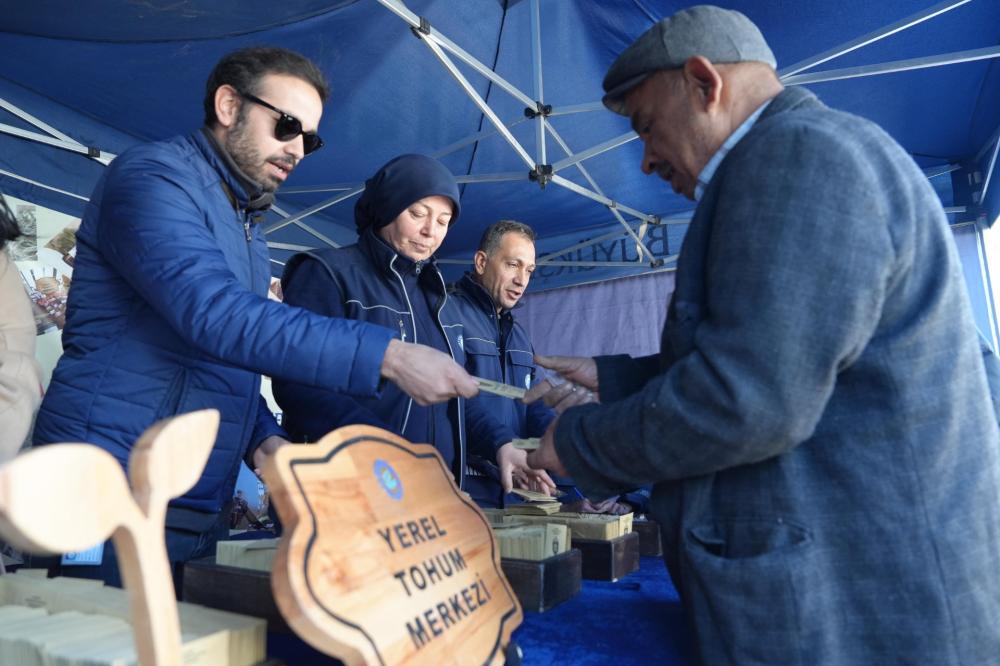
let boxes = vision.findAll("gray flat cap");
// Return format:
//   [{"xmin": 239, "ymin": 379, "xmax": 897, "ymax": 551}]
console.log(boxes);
[{"xmin": 602, "ymin": 5, "xmax": 776, "ymax": 115}]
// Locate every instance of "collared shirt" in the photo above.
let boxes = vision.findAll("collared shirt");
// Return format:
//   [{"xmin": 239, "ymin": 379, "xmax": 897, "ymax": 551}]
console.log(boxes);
[{"xmin": 695, "ymin": 100, "xmax": 772, "ymax": 201}]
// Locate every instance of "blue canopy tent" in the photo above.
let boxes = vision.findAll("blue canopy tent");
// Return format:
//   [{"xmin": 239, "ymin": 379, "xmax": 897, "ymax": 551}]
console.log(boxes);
[
  {"xmin": 0, "ymin": 0, "xmax": 998, "ymax": 292},
  {"xmin": 2, "ymin": 4, "xmax": 999, "ymax": 663}
]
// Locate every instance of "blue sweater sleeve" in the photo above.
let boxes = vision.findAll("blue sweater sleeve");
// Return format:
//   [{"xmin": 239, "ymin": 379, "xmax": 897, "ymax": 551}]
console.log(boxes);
[
  {"xmin": 244, "ymin": 395, "xmax": 288, "ymax": 466},
  {"xmin": 95, "ymin": 151, "xmax": 395, "ymax": 398},
  {"xmin": 273, "ymin": 256, "xmax": 397, "ymax": 442}
]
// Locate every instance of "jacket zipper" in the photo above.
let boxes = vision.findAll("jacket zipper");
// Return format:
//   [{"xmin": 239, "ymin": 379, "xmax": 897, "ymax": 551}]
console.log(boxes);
[
  {"xmin": 433, "ymin": 270, "xmax": 464, "ymax": 490},
  {"xmin": 389, "ymin": 255, "xmax": 415, "ymax": 434},
  {"xmin": 243, "ymin": 215, "xmax": 255, "ymax": 287}
]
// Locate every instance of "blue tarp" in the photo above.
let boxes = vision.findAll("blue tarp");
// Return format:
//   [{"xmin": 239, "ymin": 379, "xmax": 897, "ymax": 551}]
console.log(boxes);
[{"xmin": 0, "ymin": 0, "xmax": 998, "ymax": 289}]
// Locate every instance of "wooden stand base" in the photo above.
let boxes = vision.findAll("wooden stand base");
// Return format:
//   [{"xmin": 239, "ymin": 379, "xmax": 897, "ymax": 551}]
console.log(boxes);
[
  {"xmin": 182, "ymin": 557, "xmax": 289, "ymax": 633},
  {"xmin": 632, "ymin": 519, "xmax": 663, "ymax": 557},
  {"xmin": 500, "ymin": 549, "xmax": 581, "ymax": 613},
  {"xmin": 572, "ymin": 532, "xmax": 640, "ymax": 582}
]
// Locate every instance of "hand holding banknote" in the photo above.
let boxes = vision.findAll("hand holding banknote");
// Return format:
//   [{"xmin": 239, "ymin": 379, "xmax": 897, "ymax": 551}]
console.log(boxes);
[{"xmin": 524, "ymin": 355, "xmax": 600, "ymax": 414}]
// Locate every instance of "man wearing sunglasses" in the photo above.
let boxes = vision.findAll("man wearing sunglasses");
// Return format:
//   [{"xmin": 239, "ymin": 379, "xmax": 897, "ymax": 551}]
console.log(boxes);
[{"xmin": 34, "ymin": 47, "xmax": 478, "ymax": 589}]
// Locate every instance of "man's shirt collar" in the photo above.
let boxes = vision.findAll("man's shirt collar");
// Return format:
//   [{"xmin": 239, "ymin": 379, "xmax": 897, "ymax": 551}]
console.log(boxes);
[{"xmin": 694, "ymin": 99, "xmax": 771, "ymax": 202}]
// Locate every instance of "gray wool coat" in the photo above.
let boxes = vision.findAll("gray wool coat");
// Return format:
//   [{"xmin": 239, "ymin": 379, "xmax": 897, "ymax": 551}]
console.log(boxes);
[{"xmin": 556, "ymin": 87, "xmax": 1000, "ymax": 664}]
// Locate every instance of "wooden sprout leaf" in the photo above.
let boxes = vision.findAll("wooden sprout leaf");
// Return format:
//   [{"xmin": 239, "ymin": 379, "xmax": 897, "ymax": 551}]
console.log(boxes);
[
  {"xmin": 0, "ymin": 444, "xmax": 134, "ymax": 554},
  {"xmin": 129, "ymin": 408, "xmax": 220, "ymax": 519},
  {"xmin": 0, "ymin": 409, "xmax": 221, "ymax": 666},
  {"xmin": 262, "ymin": 425, "xmax": 522, "ymax": 666}
]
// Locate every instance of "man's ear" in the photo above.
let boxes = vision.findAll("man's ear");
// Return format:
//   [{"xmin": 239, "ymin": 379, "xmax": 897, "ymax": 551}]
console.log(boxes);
[
  {"xmin": 473, "ymin": 250, "xmax": 488, "ymax": 276},
  {"xmin": 214, "ymin": 84, "xmax": 242, "ymax": 129},
  {"xmin": 683, "ymin": 56, "xmax": 723, "ymax": 111}
]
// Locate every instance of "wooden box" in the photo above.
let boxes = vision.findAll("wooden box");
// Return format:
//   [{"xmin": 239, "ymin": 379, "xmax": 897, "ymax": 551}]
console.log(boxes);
[
  {"xmin": 500, "ymin": 549, "xmax": 581, "ymax": 613},
  {"xmin": 182, "ymin": 557, "xmax": 289, "ymax": 634},
  {"xmin": 632, "ymin": 518, "xmax": 663, "ymax": 557},
  {"xmin": 0, "ymin": 572, "xmax": 265, "ymax": 665},
  {"xmin": 572, "ymin": 532, "xmax": 640, "ymax": 581},
  {"xmin": 493, "ymin": 523, "xmax": 570, "ymax": 561},
  {"xmin": 216, "ymin": 539, "xmax": 277, "ymax": 572},
  {"xmin": 495, "ymin": 511, "xmax": 633, "ymax": 541}
]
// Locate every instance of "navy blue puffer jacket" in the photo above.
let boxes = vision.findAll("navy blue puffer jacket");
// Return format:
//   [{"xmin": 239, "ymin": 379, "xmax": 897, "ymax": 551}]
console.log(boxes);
[{"xmin": 33, "ymin": 130, "xmax": 394, "ymax": 513}]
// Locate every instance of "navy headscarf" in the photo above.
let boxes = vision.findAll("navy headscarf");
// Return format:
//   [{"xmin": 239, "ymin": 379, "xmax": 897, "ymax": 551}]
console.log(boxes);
[{"xmin": 354, "ymin": 154, "xmax": 461, "ymax": 234}]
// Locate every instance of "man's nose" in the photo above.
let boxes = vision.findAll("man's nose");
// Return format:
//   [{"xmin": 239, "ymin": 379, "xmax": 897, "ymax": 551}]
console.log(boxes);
[{"xmin": 284, "ymin": 135, "xmax": 305, "ymax": 161}]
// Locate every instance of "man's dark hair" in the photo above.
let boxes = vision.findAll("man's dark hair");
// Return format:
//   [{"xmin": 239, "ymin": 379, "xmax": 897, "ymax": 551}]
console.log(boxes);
[
  {"xmin": 477, "ymin": 220, "xmax": 536, "ymax": 256},
  {"xmin": 0, "ymin": 195, "xmax": 21, "ymax": 250},
  {"xmin": 203, "ymin": 47, "xmax": 330, "ymax": 127}
]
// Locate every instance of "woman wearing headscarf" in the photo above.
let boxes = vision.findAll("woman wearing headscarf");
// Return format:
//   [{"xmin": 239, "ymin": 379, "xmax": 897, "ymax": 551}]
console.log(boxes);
[
  {"xmin": 0, "ymin": 196, "xmax": 42, "ymax": 460},
  {"xmin": 274, "ymin": 154, "xmax": 551, "ymax": 492}
]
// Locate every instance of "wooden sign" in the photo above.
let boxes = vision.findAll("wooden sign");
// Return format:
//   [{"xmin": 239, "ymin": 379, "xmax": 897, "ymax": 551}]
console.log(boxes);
[{"xmin": 262, "ymin": 425, "xmax": 522, "ymax": 666}]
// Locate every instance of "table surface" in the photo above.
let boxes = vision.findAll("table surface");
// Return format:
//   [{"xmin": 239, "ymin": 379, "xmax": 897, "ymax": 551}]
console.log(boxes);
[{"xmin": 514, "ymin": 556, "xmax": 692, "ymax": 666}]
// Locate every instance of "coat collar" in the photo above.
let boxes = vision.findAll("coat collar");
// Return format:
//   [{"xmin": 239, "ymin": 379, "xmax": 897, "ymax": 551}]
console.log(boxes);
[
  {"xmin": 195, "ymin": 127, "xmax": 273, "ymax": 214},
  {"xmin": 359, "ymin": 227, "xmax": 445, "ymax": 289},
  {"xmin": 759, "ymin": 86, "xmax": 823, "ymax": 123},
  {"xmin": 456, "ymin": 272, "xmax": 522, "ymax": 318}
]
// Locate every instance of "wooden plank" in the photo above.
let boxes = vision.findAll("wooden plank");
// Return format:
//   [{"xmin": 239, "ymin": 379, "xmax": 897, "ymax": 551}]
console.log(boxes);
[
  {"xmin": 632, "ymin": 519, "xmax": 663, "ymax": 557},
  {"xmin": 500, "ymin": 549, "xmax": 582, "ymax": 613},
  {"xmin": 572, "ymin": 532, "xmax": 640, "ymax": 582}
]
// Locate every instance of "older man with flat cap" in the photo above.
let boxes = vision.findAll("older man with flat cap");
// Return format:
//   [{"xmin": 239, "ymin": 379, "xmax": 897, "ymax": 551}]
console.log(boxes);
[{"xmin": 526, "ymin": 5, "xmax": 1000, "ymax": 663}]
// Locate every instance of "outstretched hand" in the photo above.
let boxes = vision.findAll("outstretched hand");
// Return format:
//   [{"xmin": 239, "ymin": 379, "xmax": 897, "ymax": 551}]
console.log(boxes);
[
  {"xmin": 497, "ymin": 442, "xmax": 556, "ymax": 495},
  {"xmin": 524, "ymin": 355, "xmax": 599, "ymax": 414},
  {"xmin": 381, "ymin": 339, "xmax": 479, "ymax": 406},
  {"xmin": 525, "ymin": 417, "xmax": 569, "ymax": 478}
]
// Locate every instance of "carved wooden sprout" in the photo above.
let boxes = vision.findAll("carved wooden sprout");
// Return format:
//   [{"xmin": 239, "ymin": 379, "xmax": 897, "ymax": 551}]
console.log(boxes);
[
  {"xmin": 262, "ymin": 425, "xmax": 522, "ymax": 666},
  {"xmin": 0, "ymin": 409, "xmax": 220, "ymax": 666}
]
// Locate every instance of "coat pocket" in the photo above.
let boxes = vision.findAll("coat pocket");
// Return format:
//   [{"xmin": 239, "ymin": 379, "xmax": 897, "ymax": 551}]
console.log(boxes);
[{"xmin": 681, "ymin": 518, "xmax": 817, "ymax": 665}]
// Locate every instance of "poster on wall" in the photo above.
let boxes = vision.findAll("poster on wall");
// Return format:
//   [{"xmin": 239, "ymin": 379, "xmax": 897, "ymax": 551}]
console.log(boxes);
[{"xmin": 6, "ymin": 195, "xmax": 80, "ymax": 389}]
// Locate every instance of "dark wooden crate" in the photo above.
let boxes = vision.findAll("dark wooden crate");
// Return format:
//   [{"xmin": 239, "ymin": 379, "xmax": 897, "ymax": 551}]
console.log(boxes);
[
  {"xmin": 181, "ymin": 557, "xmax": 290, "ymax": 633},
  {"xmin": 501, "ymin": 548, "xmax": 582, "ymax": 613},
  {"xmin": 632, "ymin": 519, "xmax": 663, "ymax": 557},
  {"xmin": 572, "ymin": 532, "xmax": 640, "ymax": 581}
]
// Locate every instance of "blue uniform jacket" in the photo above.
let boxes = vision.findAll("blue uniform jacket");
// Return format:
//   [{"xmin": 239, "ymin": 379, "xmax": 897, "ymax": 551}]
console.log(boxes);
[
  {"xmin": 33, "ymin": 129, "xmax": 394, "ymax": 514},
  {"xmin": 275, "ymin": 230, "xmax": 509, "ymax": 488},
  {"xmin": 450, "ymin": 273, "xmax": 555, "ymax": 450}
]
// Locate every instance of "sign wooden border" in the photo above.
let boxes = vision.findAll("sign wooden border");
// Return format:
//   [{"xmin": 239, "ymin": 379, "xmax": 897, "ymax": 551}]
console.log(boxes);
[{"xmin": 263, "ymin": 426, "xmax": 522, "ymax": 666}]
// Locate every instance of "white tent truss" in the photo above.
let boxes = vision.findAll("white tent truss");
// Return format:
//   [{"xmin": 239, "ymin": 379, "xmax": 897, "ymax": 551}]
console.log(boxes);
[{"xmin": 0, "ymin": 0, "xmax": 998, "ymax": 274}]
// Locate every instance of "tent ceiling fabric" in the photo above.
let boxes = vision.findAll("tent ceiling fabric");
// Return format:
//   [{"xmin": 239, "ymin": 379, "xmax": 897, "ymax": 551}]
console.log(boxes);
[{"xmin": 0, "ymin": 0, "xmax": 998, "ymax": 289}]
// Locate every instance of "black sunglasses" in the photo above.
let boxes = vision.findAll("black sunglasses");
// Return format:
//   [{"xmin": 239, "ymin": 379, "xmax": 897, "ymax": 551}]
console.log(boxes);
[{"xmin": 239, "ymin": 91, "xmax": 324, "ymax": 155}]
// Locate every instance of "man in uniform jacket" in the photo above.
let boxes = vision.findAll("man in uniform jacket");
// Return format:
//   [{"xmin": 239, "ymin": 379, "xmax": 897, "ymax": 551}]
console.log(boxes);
[
  {"xmin": 526, "ymin": 6, "xmax": 1000, "ymax": 663},
  {"xmin": 33, "ymin": 49, "xmax": 476, "ymax": 587},
  {"xmin": 450, "ymin": 220, "xmax": 562, "ymax": 506}
]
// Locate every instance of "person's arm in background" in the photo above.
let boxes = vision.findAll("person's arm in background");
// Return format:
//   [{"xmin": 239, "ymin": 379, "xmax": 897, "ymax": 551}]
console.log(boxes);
[
  {"xmin": 0, "ymin": 252, "xmax": 41, "ymax": 461},
  {"xmin": 245, "ymin": 396, "xmax": 288, "ymax": 471},
  {"xmin": 463, "ymin": 397, "xmax": 553, "ymax": 493}
]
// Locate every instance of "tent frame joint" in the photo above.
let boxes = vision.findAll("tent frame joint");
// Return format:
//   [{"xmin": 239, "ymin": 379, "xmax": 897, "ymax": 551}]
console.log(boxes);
[
  {"xmin": 524, "ymin": 102, "xmax": 552, "ymax": 119},
  {"xmin": 410, "ymin": 15, "xmax": 431, "ymax": 38},
  {"xmin": 529, "ymin": 163, "xmax": 553, "ymax": 188}
]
